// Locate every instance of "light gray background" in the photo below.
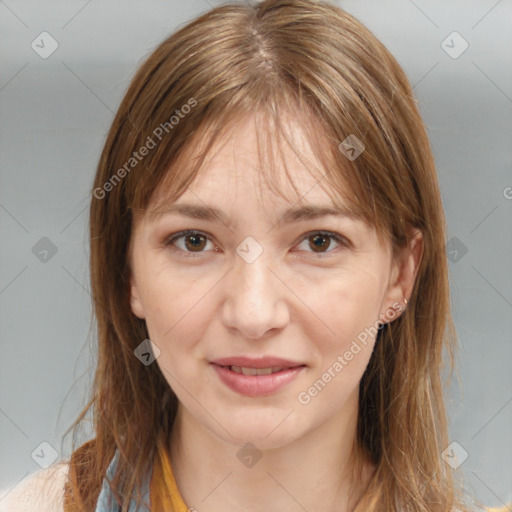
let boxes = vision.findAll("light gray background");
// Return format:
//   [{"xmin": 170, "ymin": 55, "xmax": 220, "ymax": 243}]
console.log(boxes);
[{"xmin": 1, "ymin": 0, "xmax": 511, "ymax": 508}]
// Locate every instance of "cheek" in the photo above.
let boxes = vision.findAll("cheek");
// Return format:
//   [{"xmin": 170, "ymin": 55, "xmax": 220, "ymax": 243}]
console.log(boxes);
[
  {"xmin": 138, "ymin": 266, "xmax": 217, "ymax": 364},
  {"xmin": 130, "ymin": 247, "xmax": 231, "ymax": 386},
  {"xmin": 301, "ymin": 268, "xmax": 384, "ymax": 349},
  {"xmin": 295, "ymin": 270, "xmax": 385, "ymax": 401},
  {"xmin": 297, "ymin": 278, "xmax": 381, "ymax": 408}
]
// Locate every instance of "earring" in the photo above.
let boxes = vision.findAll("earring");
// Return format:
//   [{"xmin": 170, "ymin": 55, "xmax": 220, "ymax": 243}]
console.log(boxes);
[{"xmin": 404, "ymin": 298, "xmax": 408, "ymax": 306}]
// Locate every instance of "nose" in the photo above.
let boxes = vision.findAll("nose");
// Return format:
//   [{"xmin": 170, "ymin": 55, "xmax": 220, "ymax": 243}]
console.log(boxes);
[{"xmin": 221, "ymin": 250, "xmax": 290, "ymax": 340}]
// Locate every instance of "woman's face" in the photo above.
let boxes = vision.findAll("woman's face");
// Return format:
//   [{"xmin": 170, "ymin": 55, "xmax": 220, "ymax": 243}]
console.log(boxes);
[{"xmin": 128, "ymin": 114, "xmax": 414, "ymax": 449}]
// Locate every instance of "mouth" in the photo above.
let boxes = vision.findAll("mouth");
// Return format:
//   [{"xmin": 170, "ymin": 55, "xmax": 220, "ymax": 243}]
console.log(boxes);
[
  {"xmin": 210, "ymin": 358, "xmax": 307, "ymax": 396},
  {"xmin": 211, "ymin": 356, "xmax": 305, "ymax": 369},
  {"xmin": 221, "ymin": 365, "xmax": 295, "ymax": 376}
]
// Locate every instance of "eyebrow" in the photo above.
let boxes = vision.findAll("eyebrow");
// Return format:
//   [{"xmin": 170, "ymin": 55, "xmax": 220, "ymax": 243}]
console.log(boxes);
[{"xmin": 148, "ymin": 202, "xmax": 360, "ymax": 226}]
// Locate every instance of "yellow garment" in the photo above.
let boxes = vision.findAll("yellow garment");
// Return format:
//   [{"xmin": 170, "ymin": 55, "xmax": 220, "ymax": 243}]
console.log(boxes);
[{"xmin": 150, "ymin": 434, "xmax": 190, "ymax": 512}]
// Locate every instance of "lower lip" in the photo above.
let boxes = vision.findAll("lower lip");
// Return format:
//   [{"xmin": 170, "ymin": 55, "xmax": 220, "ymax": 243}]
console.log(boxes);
[{"xmin": 211, "ymin": 364, "xmax": 305, "ymax": 397}]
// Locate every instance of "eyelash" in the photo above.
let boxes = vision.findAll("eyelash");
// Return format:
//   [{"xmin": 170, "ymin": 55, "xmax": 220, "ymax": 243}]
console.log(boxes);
[{"xmin": 163, "ymin": 230, "xmax": 349, "ymax": 259}]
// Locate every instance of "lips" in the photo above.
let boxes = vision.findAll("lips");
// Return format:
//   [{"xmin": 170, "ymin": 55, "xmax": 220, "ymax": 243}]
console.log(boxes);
[
  {"xmin": 210, "ymin": 356, "xmax": 306, "ymax": 396},
  {"xmin": 211, "ymin": 356, "xmax": 304, "ymax": 369}
]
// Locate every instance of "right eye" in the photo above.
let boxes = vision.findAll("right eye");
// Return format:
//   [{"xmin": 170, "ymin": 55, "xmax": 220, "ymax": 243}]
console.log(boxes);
[{"xmin": 164, "ymin": 230, "xmax": 218, "ymax": 258}]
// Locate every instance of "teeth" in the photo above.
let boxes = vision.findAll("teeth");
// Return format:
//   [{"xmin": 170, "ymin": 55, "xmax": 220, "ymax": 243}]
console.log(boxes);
[
  {"xmin": 242, "ymin": 367, "xmax": 258, "ymax": 376},
  {"xmin": 229, "ymin": 366, "xmax": 284, "ymax": 375}
]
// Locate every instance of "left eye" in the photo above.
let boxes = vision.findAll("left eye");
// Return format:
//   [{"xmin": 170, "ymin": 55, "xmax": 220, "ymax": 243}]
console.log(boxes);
[
  {"xmin": 295, "ymin": 231, "xmax": 347, "ymax": 256},
  {"xmin": 164, "ymin": 230, "xmax": 348, "ymax": 258}
]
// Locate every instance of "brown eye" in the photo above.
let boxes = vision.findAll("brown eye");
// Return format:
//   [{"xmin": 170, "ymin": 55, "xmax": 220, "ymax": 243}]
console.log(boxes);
[
  {"xmin": 296, "ymin": 231, "xmax": 347, "ymax": 257},
  {"xmin": 308, "ymin": 234, "xmax": 331, "ymax": 252},
  {"xmin": 164, "ymin": 230, "xmax": 215, "ymax": 258},
  {"xmin": 183, "ymin": 233, "xmax": 207, "ymax": 252}
]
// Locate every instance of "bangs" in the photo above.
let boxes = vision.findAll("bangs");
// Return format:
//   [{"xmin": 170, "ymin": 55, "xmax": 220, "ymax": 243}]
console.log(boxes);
[{"xmin": 131, "ymin": 86, "xmax": 392, "ymax": 248}]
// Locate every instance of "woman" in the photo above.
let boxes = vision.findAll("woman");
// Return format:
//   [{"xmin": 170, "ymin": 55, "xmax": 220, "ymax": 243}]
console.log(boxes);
[{"xmin": 1, "ymin": 0, "xmax": 494, "ymax": 510}]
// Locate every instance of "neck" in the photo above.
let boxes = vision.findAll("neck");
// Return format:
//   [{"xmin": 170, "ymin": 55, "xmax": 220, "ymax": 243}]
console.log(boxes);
[{"xmin": 168, "ymin": 390, "xmax": 376, "ymax": 512}]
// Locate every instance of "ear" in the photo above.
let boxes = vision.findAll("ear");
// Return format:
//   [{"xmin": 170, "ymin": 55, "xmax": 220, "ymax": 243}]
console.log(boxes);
[
  {"xmin": 379, "ymin": 228, "xmax": 424, "ymax": 324},
  {"xmin": 130, "ymin": 275, "xmax": 146, "ymax": 320}
]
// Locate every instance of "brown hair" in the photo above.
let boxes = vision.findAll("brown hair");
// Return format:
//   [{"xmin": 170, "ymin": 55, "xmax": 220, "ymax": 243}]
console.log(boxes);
[{"xmin": 62, "ymin": 1, "xmax": 473, "ymax": 510}]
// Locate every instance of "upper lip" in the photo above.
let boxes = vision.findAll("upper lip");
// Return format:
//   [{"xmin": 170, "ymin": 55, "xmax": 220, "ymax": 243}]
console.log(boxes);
[{"xmin": 211, "ymin": 356, "xmax": 305, "ymax": 369}]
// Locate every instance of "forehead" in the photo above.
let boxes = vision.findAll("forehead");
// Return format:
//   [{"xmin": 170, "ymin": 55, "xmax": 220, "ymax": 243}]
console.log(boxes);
[{"xmin": 148, "ymin": 112, "xmax": 354, "ymax": 217}]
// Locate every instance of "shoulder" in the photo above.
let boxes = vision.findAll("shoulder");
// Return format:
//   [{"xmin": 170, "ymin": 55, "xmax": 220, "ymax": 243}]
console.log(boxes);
[{"xmin": 0, "ymin": 460, "xmax": 70, "ymax": 512}]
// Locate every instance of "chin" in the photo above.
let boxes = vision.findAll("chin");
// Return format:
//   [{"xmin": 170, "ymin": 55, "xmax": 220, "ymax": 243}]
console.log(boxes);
[{"xmin": 210, "ymin": 410, "xmax": 305, "ymax": 450}]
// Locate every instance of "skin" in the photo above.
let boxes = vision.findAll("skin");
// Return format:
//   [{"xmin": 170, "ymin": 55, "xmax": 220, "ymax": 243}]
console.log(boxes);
[{"xmin": 128, "ymin": 114, "xmax": 423, "ymax": 512}]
